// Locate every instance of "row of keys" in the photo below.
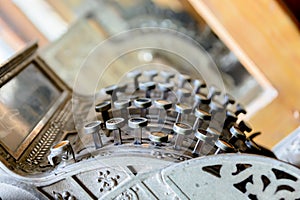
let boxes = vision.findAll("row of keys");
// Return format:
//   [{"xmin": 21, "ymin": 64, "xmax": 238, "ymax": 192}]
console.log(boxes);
[{"xmin": 83, "ymin": 68, "xmax": 275, "ymax": 158}]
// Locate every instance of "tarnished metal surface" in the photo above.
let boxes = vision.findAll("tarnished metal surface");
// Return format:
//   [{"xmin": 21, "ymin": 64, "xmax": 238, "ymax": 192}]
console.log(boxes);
[{"xmin": 0, "ymin": 5, "xmax": 298, "ymax": 198}]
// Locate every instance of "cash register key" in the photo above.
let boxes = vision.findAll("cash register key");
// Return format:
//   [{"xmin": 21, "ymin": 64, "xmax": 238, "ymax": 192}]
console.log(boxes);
[
  {"xmin": 192, "ymin": 108, "xmax": 211, "ymax": 131},
  {"xmin": 154, "ymin": 99, "xmax": 173, "ymax": 110},
  {"xmin": 128, "ymin": 117, "xmax": 148, "ymax": 145},
  {"xmin": 83, "ymin": 121, "xmax": 103, "ymax": 149},
  {"xmin": 158, "ymin": 82, "xmax": 174, "ymax": 100},
  {"xmin": 175, "ymin": 103, "xmax": 192, "ymax": 123},
  {"xmin": 104, "ymin": 84, "xmax": 119, "ymax": 102},
  {"xmin": 160, "ymin": 70, "xmax": 175, "ymax": 83},
  {"xmin": 192, "ymin": 93, "xmax": 211, "ymax": 112},
  {"xmin": 48, "ymin": 140, "xmax": 75, "ymax": 166},
  {"xmin": 114, "ymin": 99, "xmax": 131, "ymax": 109},
  {"xmin": 114, "ymin": 99, "xmax": 131, "ymax": 121},
  {"xmin": 143, "ymin": 69, "xmax": 158, "ymax": 81},
  {"xmin": 154, "ymin": 99, "xmax": 173, "ymax": 124},
  {"xmin": 228, "ymin": 125, "xmax": 246, "ymax": 144},
  {"xmin": 95, "ymin": 101, "xmax": 111, "ymax": 123},
  {"xmin": 238, "ymin": 120, "xmax": 253, "ymax": 133},
  {"xmin": 213, "ymin": 139, "xmax": 236, "ymax": 155},
  {"xmin": 106, "ymin": 117, "xmax": 125, "ymax": 145},
  {"xmin": 127, "ymin": 70, "xmax": 142, "ymax": 90},
  {"xmin": 209, "ymin": 100, "xmax": 224, "ymax": 113},
  {"xmin": 193, "ymin": 129, "xmax": 214, "ymax": 156},
  {"xmin": 149, "ymin": 131, "xmax": 168, "ymax": 145},
  {"xmin": 235, "ymin": 103, "xmax": 247, "ymax": 117},
  {"xmin": 139, "ymin": 81, "xmax": 156, "ymax": 98},
  {"xmin": 134, "ymin": 98, "xmax": 152, "ymax": 118},
  {"xmin": 224, "ymin": 110, "xmax": 238, "ymax": 126},
  {"xmin": 178, "ymin": 74, "xmax": 191, "ymax": 88},
  {"xmin": 192, "ymin": 79, "xmax": 206, "ymax": 95},
  {"xmin": 176, "ymin": 88, "xmax": 191, "ymax": 103},
  {"xmin": 207, "ymin": 85, "xmax": 221, "ymax": 100},
  {"xmin": 223, "ymin": 93, "xmax": 236, "ymax": 107},
  {"xmin": 173, "ymin": 122, "xmax": 192, "ymax": 150}
]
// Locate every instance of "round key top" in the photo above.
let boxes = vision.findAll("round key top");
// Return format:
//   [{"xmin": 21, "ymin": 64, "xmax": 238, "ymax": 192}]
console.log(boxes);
[
  {"xmin": 106, "ymin": 117, "xmax": 125, "ymax": 145},
  {"xmin": 173, "ymin": 122, "xmax": 192, "ymax": 150},
  {"xmin": 134, "ymin": 98, "xmax": 152, "ymax": 108},
  {"xmin": 214, "ymin": 139, "xmax": 235, "ymax": 154},
  {"xmin": 139, "ymin": 82, "xmax": 156, "ymax": 98},
  {"xmin": 95, "ymin": 101, "xmax": 111, "ymax": 123},
  {"xmin": 155, "ymin": 99, "xmax": 173, "ymax": 124},
  {"xmin": 193, "ymin": 108, "xmax": 211, "ymax": 131},
  {"xmin": 149, "ymin": 131, "xmax": 168, "ymax": 144},
  {"xmin": 175, "ymin": 103, "xmax": 192, "ymax": 123},
  {"xmin": 83, "ymin": 121, "xmax": 103, "ymax": 149},
  {"xmin": 128, "ymin": 117, "xmax": 148, "ymax": 145}
]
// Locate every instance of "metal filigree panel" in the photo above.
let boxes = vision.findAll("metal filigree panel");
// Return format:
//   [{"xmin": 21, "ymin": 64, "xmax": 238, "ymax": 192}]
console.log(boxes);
[{"xmin": 161, "ymin": 154, "xmax": 300, "ymax": 200}]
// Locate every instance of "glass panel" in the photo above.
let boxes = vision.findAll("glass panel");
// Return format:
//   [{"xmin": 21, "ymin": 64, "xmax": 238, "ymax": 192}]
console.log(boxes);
[{"xmin": 0, "ymin": 64, "xmax": 60, "ymax": 152}]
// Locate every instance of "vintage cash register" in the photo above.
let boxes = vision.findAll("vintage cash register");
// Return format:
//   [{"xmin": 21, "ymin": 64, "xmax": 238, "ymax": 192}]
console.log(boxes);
[
  {"xmin": 0, "ymin": 1, "xmax": 300, "ymax": 199},
  {"xmin": 0, "ymin": 36, "xmax": 299, "ymax": 199}
]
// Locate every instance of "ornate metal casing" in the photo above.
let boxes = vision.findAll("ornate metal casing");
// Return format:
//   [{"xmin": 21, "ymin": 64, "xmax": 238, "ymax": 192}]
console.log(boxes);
[{"xmin": 0, "ymin": 42, "xmax": 299, "ymax": 200}]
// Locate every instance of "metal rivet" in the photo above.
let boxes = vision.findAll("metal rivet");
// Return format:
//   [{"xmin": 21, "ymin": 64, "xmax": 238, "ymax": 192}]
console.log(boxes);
[{"xmin": 229, "ymin": 125, "xmax": 246, "ymax": 144}]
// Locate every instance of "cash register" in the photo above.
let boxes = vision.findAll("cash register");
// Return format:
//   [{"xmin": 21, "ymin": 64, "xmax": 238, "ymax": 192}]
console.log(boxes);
[
  {"xmin": 0, "ymin": 38, "xmax": 298, "ymax": 199},
  {"xmin": 0, "ymin": 1, "xmax": 299, "ymax": 199}
]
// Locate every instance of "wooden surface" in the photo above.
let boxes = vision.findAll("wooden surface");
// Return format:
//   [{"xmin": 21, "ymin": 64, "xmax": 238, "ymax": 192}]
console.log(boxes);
[
  {"xmin": 187, "ymin": 0, "xmax": 300, "ymax": 148},
  {"xmin": 0, "ymin": 1, "xmax": 48, "ymax": 46}
]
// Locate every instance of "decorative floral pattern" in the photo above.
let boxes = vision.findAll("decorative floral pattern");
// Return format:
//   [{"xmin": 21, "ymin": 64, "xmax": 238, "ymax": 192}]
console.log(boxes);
[
  {"xmin": 97, "ymin": 170, "xmax": 120, "ymax": 192},
  {"xmin": 115, "ymin": 188, "xmax": 138, "ymax": 200},
  {"xmin": 202, "ymin": 163, "xmax": 300, "ymax": 199}
]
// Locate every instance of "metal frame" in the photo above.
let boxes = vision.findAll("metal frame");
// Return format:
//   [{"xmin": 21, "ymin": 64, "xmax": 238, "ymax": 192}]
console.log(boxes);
[{"xmin": 0, "ymin": 42, "xmax": 70, "ymax": 160}]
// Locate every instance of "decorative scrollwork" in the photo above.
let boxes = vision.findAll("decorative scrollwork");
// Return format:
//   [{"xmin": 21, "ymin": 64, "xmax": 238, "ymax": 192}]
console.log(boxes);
[
  {"xmin": 97, "ymin": 170, "xmax": 121, "ymax": 192},
  {"xmin": 202, "ymin": 162, "xmax": 300, "ymax": 199}
]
